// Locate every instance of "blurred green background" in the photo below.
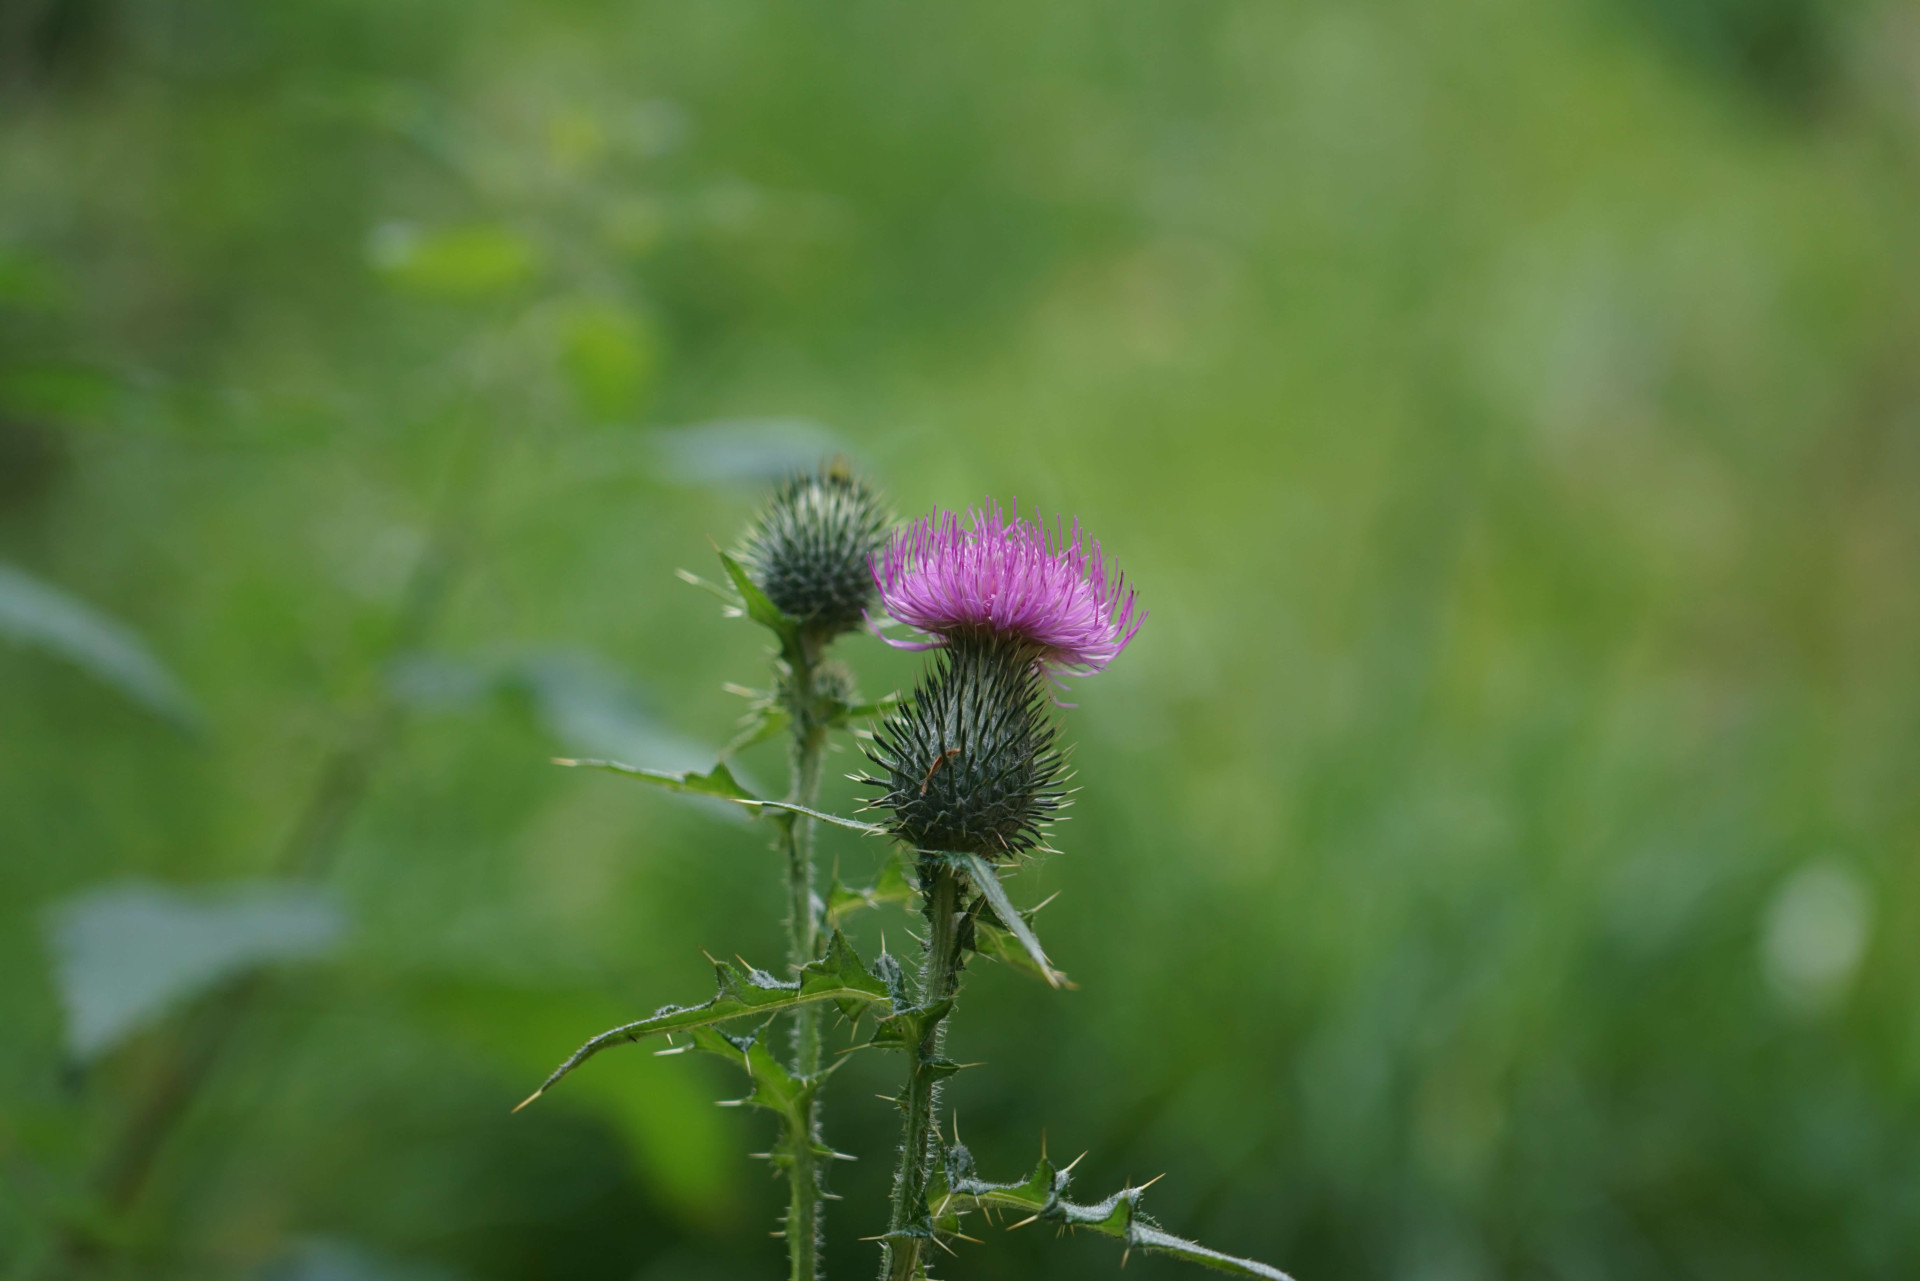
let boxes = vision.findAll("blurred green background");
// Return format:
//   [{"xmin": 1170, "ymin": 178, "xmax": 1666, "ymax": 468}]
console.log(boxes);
[{"xmin": 4, "ymin": 0, "xmax": 1920, "ymax": 1277}]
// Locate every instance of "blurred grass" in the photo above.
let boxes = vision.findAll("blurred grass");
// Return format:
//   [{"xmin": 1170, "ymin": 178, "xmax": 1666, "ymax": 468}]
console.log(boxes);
[{"xmin": 4, "ymin": 0, "xmax": 1920, "ymax": 1278}]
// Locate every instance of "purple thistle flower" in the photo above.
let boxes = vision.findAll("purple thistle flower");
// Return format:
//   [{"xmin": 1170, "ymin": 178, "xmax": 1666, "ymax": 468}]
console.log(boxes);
[{"xmin": 870, "ymin": 499, "xmax": 1143, "ymax": 674}]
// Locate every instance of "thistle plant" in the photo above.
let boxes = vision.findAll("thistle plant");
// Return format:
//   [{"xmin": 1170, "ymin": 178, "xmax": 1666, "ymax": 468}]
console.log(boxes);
[{"xmin": 520, "ymin": 484, "xmax": 1293, "ymax": 1281}]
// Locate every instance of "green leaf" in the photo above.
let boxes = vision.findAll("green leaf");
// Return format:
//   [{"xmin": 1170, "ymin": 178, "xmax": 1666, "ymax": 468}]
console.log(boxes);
[
  {"xmin": 673, "ymin": 567, "xmax": 743, "ymax": 609},
  {"xmin": 552, "ymin": 756, "xmax": 889, "ymax": 834},
  {"xmin": 515, "ymin": 930, "xmax": 889, "ymax": 1110},
  {"xmin": 716, "ymin": 549, "xmax": 802, "ymax": 661},
  {"xmin": 932, "ymin": 1144, "xmax": 1296, "ymax": 1280},
  {"xmin": 0, "ymin": 562, "xmax": 201, "ymax": 729},
  {"xmin": 824, "ymin": 851, "xmax": 916, "ymax": 928},
  {"xmin": 551, "ymin": 756, "xmax": 758, "ymax": 802},
  {"xmin": 718, "ymin": 702, "xmax": 790, "ymax": 759},
  {"xmin": 942, "ymin": 852, "xmax": 1065, "ymax": 988},
  {"xmin": 973, "ymin": 920, "xmax": 1074, "ymax": 987}
]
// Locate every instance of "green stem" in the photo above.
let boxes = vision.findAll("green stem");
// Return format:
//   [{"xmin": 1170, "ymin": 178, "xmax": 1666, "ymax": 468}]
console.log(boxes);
[
  {"xmin": 881, "ymin": 863, "xmax": 965, "ymax": 1281},
  {"xmin": 780, "ymin": 641, "xmax": 830, "ymax": 1281}
]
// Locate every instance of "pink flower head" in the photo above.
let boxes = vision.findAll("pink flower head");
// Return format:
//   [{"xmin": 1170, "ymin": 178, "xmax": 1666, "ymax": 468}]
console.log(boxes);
[{"xmin": 870, "ymin": 499, "xmax": 1143, "ymax": 674}]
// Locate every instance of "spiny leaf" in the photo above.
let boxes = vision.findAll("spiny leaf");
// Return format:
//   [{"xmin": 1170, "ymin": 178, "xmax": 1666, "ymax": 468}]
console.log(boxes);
[
  {"xmin": 716, "ymin": 548, "xmax": 803, "ymax": 663},
  {"xmin": 673, "ymin": 1027, "xmax": 857, "ymax": 1172},
  {"xmin": 719, "ymin": 702, "xmax": 790, "ymax": 759},
  {"xmin": 867, "ymin": 998, "xmax": 953, "ymax": 1055},
  {"xmin": 674, "ymin": 567, "xmax": 742, "ymax": 608},
  {"xmin": 931, "ymin": 1143, "xmax": 1295, "ymax": 1281},
  {"xmin": 973, "ymin": 920, "xmax": 1075, "ymax": 988},
  {"xmin": 554, "ymin": 756, "xmax": 890, "ymax": 835},
  {"xmin": 940, "ymin": 851, "xmax": 1064, "ymax": 988},
  {"xmin": 824, "ymin": 851, "xmax": 916, "ymax": 928},
  {"xmin": 515, "ymin": 931, "xmax": 888, "ymax": 1110},
  {"xmin": 552, "ymin": 756, "xmax": 759, "ymax": 802}
]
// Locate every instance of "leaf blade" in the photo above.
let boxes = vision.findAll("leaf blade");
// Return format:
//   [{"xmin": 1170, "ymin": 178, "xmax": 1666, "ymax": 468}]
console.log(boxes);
[{"xmin": 945, "ymin": 852, "xmax": 1064, "ymax": 988}]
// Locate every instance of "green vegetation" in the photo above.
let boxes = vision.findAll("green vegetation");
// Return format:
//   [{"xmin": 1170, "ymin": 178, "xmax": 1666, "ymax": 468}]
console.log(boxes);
[{"xmin": 4, "ymin": 0, "xmax": 1920, "ymax": 1277}]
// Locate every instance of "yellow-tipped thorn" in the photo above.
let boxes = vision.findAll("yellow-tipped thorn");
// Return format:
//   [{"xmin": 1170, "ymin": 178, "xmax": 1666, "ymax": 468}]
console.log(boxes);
[
  {"xmin": 511, "ymin": 1089, "xmax": 543, "ymax": 1114},
  {"xmin": 1007, "ymin": 1214, "xmax": 1041, "ymax": 1231},
  {"xmin": 1061, "ymin": 1151, "xmax": 1087, "ymax": 1175},
  {"xmin": 1138, "ymin": 1172, "xmax": 1166, "ymax": 1191},
  {"xmin": 551, "ymin": 757, "xmax": 579, "ymax": 767}
]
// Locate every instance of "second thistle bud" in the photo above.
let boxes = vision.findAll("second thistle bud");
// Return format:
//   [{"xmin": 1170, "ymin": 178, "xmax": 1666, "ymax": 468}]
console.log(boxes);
[
  {"xmin": 862, "ymin": 635, "xmax": 1067, "ymax": 860},
  {"xmin": 736, "ymin": 462, "xmax": 890, "ymax": 641}
]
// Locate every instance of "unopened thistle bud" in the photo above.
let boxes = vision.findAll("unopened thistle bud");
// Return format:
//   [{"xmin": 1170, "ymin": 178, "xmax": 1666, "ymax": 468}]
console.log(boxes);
[
  {"xmin": 737, "ymin": 462, "xmax": 890, "ymax": 640},
  {"xmin": 863, "ymin": 633, "xmax": 1067, "ymax": 860},
  {"xmin": 862, "ymin": 500, "xmax": 1143, "ymax": 859}
]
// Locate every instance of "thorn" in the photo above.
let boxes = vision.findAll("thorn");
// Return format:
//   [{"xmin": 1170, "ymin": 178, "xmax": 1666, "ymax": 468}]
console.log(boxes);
[
  {"xmin": 1007, "ymin": 1214, "xmax": 1040, "ymax": 1231},
  {"xmin": 1122, "ymin": 1247, "xmax": 1132, "ymax": 1267},
  {"xmin": 953, "ymin": 1111, "xmax": 961, "ymax": 1146},
  {"xmin": 877, "ymin": 1094, "xmax": 898, "ymax": 1103},
  {"xmin": 653, "ymin": 1046, "xmax": 688, "ymax": 1056},
  {"xmin": 701, "ymin": 948, "xmax": 723, "ymax": 966},
  {"xmin": 1030, "ymin": 891, "xmax": 1062, "ymax": 914},
  {"xmin": 954, "ymin": 1232, "xmax": 983, "ymax": 1244},
  {"xmin": 932, "ymin": 1236, "xmax": 958, "ymax": 1257},
  {"xmin": 1138, "ymin": 1172, "xmax": 1166, "ymax": 1192},
  {"xmin": 551, "ymin": 757, "xmax": 579, "ymax": 767},
  {"xmin": 1062, "ymin": 1151, "xmax": 1087, "ymax": 1175},
  {"xmin": 510, "ymin": 1089, "xmax": 543, "ymax": 1114}
]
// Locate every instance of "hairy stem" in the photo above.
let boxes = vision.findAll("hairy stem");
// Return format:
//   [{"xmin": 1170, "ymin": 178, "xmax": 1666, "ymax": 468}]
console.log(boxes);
[
  {"xmin": 780, "ymin": 641, "xmax": 830, "ymax": 1281},
  {"xmin": 881, "ymin": 863, "xmax": 965, "ymax": 1281}
]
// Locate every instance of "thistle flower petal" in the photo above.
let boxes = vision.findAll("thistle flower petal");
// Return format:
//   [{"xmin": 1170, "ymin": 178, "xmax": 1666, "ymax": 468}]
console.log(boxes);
[{"xmin": 870, "ymin": 500, "xmax": 1142, "ymax": 674}]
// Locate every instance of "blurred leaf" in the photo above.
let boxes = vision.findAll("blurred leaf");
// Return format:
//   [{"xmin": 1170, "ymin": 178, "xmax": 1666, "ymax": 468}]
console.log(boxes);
[
  {"xmin": 258, "ymin": 1238, "xmax": 465, "ymax": 1281},
  {"xmin": 932, "ymin": 1143, "xmax": 1294, "ymax": 1280},
  {"xmin": 0, "ymin": 248, "xmax": 67, "ymax": 309},
  {"xmin": 45, "ymin": 879, "xmax": 345, "ymax": 1061},
  {"xmin": 0, "ymin": 562, "xmax": 200, "ymax": 729},
  {"xmin": 368, "ymin": 222, "xmax": 541, "ymax": 300},
  {"xmin": 517, "ymin": 931, "xmax": 890, "ymax": 1109},
  {"xmin": 559, "ymin": 299, "xmax": 658, "ymax": 420},
  {"xmin": 0, "ymin": 365, "xmax": 118, "ymax": 426},
  {"xmin": 513, "ymin": 650, "xmax": 715, "ymax": 773},
  {"xmin": 942, "ymin": 852, "xmax": 1064, "ymax": 988},
  {"xmin": 651, "ymin": 419, "xmax": 848, "ymax": 486}
]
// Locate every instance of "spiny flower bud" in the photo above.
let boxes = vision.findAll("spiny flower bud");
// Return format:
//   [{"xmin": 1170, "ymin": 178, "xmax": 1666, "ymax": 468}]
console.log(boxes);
[
  {"xmin": 861, "ymin": 634, "xmax": 1067, "ymax": 860},
  {"xmin": 737, "ymin": 462, "xmax": 891, "ymax": 640}
]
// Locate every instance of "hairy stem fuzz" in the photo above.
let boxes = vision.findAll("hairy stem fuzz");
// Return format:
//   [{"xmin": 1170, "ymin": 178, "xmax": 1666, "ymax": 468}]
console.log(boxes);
[
  {"xmin": 881, "ymin": 862, "xmax": 966, "ymax": 1281},
  {"xmin": 781, "ymin": 638, "xmax": 831, "ymax": 1281}
]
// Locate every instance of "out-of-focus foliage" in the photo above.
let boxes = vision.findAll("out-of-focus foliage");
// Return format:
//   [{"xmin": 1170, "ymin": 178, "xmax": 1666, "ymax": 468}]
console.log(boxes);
[{"xmin": 3, "ymin": 0, "xmax": 1920, "ymax": 1278}]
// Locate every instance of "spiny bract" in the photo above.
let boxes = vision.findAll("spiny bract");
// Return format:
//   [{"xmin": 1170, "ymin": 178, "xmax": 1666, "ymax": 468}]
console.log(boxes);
[
  {"xmin": 861, "ymin": 634, "xmax": 1068, "ymax": 860},
  {"xmin": 737, "ymin": 463, "xmax": 890, "ymax": 638}
]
